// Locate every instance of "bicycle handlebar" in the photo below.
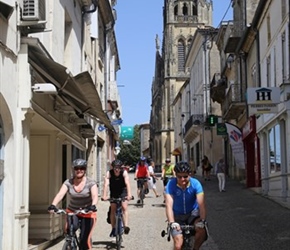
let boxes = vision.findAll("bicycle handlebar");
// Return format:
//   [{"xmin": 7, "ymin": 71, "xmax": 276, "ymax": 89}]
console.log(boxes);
[
  {"xmin": 55, "ymin": 208, "xmax": 94, "ymax": 215},
  {"xmin": 101, "ymin": 196, "xmax": 134, "ymax": 202},
  {"xmin": 134, "ymin": 177, "xmax": 150, "ymax": 181}
]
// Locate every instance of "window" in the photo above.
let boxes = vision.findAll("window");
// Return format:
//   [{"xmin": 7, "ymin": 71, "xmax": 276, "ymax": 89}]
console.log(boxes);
[
  {"xmin": 174, "ymin": 4, "xmax": 178, "ymax": 16},
  {"xmin": 268, "ymin": 124, "xmax": 281, "ymax": 173},
  {"xmin": 267, "ymin": 14, "xmax": 271, "ymax": 45},
  {"xmin": 266, "ymin": 55, "xmax": 271, "ymax": 87},
  {"xmin": 178, "ymin": 39, "xmax": 185, "ymax": 72},
  {"xmin": 281, "ymin": 0, "xmax": 286, "ymax": 19},
  {"xmin": 251, "ymin": 63, "xmax": 258, "ymax": 87},
  {"xmin": 281, "ymin": 32, "xmax": 287, "ymax": 81},
  {"xmin": 182, "ymin": 3, "xmax": 188, "ymax": 16}
]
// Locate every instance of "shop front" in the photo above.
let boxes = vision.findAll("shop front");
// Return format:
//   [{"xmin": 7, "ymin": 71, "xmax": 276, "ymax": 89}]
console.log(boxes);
[{"xmin": 242, "ymin": 116, "xmax": 261, "ymax": 188}]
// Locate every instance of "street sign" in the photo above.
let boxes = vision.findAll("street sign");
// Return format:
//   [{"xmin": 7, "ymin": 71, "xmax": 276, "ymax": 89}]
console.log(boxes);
[
  {"xmin": 120, "ymin": 126, "xmax": 134, "ymax": 140},
  {"xmin": 216, "ymin": 123, "xmax": 227, "ymax": 136}
]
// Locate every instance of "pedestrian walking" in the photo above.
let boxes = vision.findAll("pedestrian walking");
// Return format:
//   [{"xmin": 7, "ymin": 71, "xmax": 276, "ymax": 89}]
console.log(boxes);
[
  {"xmin": 216, "ymin": 158, "xmax": 226, "ymax": 192},
  {"xmin": 201, "ymin": 155, "xmax": 212, "ymax": 181},
  {"xmin": 148, "ymin": 160, "xmax": 161, "ymax": 197}
]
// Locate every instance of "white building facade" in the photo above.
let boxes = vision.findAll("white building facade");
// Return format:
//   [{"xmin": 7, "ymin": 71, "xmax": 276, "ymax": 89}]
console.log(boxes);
[
  {"xmin": 255, "ymin": 0, "xmax": 290, "ymax": 206},
  {"xmin": 0, "ymin": 0, "xmax": 121, "ymax": 249}
]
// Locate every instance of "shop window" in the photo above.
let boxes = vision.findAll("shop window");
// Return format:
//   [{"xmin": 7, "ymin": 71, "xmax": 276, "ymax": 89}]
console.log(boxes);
[{"xmin": 268, "ymin": 124, "xmax": 281, "ymax": 173}]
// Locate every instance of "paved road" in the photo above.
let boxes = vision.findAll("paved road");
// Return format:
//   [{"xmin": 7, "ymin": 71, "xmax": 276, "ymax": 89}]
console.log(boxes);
[{"xmin": 46, "ymin": 171, "xmax": 290, "ymax": 250}]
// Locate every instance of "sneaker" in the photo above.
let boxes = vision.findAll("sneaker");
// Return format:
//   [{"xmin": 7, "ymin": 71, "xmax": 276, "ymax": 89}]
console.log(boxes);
[
  {"xmin": 109, "ymin": 228, "xmax": 116, "ymax": 237},
  {"xmin": 144, "ymin": 188, "xmax": 149, "ymax": 194},
  {"xmin": 124, "ymin": 226, "xmax": 130, "ymax": 235},
  {"xmin": 137, "ymin": 199, "xmax": 140, "ymax": 204}
]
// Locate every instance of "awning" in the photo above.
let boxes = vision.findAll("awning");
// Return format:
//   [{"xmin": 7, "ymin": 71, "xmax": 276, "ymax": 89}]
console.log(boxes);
[
  {"xmin": 171, "ymin": 147, "xmax": 182, "ymax": 156},
  {"xmin": 28, "ymin": 45, "xmax": 114, "ymax": 131}
]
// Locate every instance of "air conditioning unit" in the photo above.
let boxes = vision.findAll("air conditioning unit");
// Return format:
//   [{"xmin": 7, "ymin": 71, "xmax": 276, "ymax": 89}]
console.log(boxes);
[{"xmin": 22, "ymin": 0, "xmax": 45, "ymax": 21}]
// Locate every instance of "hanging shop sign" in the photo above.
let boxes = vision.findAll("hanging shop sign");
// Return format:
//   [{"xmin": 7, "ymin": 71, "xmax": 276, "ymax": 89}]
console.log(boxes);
[{"xmin": 247, "ymin": 87, "xmax": 280, "ymax": 115}]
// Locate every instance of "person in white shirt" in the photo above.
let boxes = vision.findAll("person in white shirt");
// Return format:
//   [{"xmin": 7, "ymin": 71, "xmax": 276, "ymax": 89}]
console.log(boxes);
[{"xmin": 148, "ymin": 160, "xmax": 161, "ymax": 197}]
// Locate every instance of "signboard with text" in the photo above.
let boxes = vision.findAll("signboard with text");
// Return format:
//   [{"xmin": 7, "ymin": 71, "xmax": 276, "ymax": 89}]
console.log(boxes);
[{"xmin": 247, "ymin": 87, "xmax": 280, "ymax": 115}]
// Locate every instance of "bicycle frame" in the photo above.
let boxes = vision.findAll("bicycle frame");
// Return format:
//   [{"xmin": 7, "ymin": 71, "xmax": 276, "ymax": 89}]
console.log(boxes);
[
  {"xmin": 136, "ymin": 178, "xmax": 148, "ymax": 207},
  {"xmin": 56, "ymin": 209, "xmax": 89, "ymax": 250},
  {"xmin": 103, "ymin": 197, "xmax": 127, "ymax": 250}
]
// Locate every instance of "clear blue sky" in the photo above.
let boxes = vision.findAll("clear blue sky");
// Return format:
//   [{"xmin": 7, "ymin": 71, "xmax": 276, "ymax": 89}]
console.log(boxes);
[{"xmin": 115, "ymin": 0, "xmax": 232, "ymax": 126}]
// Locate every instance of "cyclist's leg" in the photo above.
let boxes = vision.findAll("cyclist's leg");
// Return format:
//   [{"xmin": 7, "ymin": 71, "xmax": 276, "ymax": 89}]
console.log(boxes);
[
  {"xmin": 171, "ymin": 215, "xmax": 185, "ymax": 250},
  {"xmin": 110, "ymin": 202, "xmax": 117, "ymax": 236},
  {"xmin": 163, "ymin": 177, "xmax": 168, "ymax": 203},
  {"xmin": 120, "ymin": 190, "xmax": 130, "ymax": 234},
  {"xmin": 189, "ymin": 211, "xmax": 207, "ymax": 249},
  {"xmin": 79, "ymin": 217, "xmax": 96, "ymax": 250}
]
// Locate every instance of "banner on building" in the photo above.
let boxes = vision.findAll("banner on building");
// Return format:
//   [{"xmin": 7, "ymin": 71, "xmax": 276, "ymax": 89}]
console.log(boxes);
[{"xmin": 225, "ymin": 122, "xmax": 245, "ymax": 169}]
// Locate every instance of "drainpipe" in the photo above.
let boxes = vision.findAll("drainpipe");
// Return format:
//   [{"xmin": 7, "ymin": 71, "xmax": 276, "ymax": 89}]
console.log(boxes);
[{"xmin": 202, "ymin": 37, "xmax": 207, "ymax": 158}]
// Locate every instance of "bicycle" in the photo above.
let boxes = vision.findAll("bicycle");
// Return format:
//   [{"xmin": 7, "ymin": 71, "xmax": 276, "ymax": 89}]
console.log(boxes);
[
  {"xmin": 135, "ymin": 177, "xmax": 149, "ymax": 207},
  {"xmin": 55, "ymin": 208, "xmax": 96, "ymax": 250},
  {"xmin": 161, "ymin": 222, "xmax": 196, "ymax": 250},
  {"xmin": 102, "ymin": 197, "xmax": 133, "ymax": 250}
]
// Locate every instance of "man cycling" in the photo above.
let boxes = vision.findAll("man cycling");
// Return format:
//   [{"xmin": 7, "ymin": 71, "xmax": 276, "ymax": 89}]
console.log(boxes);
[
  {"xmin": 134, "ymin": 156, "xmax": 150, "ymax": 204},
  {"xmin": 165, "ymin": 161, "xmax": 208, "ymax": 250},
  {"xmin": 102, "ymin": 159, "xmax": 132, "ymax": 237}
]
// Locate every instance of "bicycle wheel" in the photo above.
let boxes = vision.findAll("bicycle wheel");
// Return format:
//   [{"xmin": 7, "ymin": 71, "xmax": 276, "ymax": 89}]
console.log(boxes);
[
  {"xmin": 115, "ymin": 214, "xmax": 123, "ymax": 250},
  {"xmin": 62, "ymin": 240, "xmax": 77, "ymax": 250},
  {"xmin": 140, "ymin": 188, "xmax": 145, "ymax": 207}
]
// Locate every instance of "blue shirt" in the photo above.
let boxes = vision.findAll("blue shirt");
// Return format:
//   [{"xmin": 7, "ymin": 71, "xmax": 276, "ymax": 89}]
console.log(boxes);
[{"xmin": 165, "ymin": 177, "xmax": 204, "ymax": 215}]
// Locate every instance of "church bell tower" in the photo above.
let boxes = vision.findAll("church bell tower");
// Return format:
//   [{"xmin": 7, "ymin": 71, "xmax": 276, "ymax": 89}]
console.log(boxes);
[{"xmin": 160, "ymin": 0, "xmax": 213, "ymax": 160}]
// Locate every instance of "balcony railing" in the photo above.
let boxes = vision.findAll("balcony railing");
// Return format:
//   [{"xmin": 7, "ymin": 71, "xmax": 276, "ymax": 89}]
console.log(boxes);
[
  {"xmin": 221, "ymin": 83, "xmax": 246, "ymax": 119},
  {"xmin": 223, "ymin": 20, "xmax": 244, "ymax": 53},
  {"xmin": 175, "ymin": 15, "xmax": 198, "ymax": 23},
  {"xmin": 183, "ymin": 114, "xmax": 204, "ymax": 136}
]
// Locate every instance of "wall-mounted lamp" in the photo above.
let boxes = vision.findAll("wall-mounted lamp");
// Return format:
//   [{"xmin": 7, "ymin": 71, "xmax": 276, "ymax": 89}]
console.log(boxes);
[
  {"xmin": 32, "ymin": 83, "xmax": 57, "ymax": 94},
  {"xmin": 226, "ymin": 54, "xmax": 235, "ymax": 69}
]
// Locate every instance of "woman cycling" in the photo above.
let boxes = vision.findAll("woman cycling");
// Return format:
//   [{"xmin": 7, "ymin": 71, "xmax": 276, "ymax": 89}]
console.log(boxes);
[{"xmin": 48, "ymin": 159, "xmax": 98, "ymax": 250}]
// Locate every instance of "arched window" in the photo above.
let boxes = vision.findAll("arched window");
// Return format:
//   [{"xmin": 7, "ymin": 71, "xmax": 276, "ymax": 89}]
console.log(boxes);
[
  {"xmin": 182, "ymin": 3, "xmax": 188, "ymax": 16},
  {"xmin": 174, "ymin": 4, "xmax": 178, "ymax": 16},
  {"xmin": 187, "ymin": 38, "xmax": 192, "ymax": 50},
  {"xmin": 192, "ymin": 1, "xmax": 197, "ymax": 16},
  {"xmin": 178, "ymin": 39, "xmax": 185, "ymax": 72}
]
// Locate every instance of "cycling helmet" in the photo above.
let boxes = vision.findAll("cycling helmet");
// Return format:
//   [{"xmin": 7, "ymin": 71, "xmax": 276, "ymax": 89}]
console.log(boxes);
[
  {"xmin": 112, "ymin": 159, "xmax": 123, "ymax": 167},
  {"xmin": 174, "ymin": 161, "xmax": 191, "ymax": 174},
  {"xmin": 72, "ymin": 159, "xmax": 87, "ymax": 168},
  {"xmin": 140, "ymin": 156, "xmax": 146, "ymax": 161}
]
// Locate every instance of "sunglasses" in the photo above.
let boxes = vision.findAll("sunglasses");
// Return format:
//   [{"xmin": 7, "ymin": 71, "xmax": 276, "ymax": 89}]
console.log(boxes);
[
  {"xmin": 114, "ymin": 167, "xmax": 121, "ymax": 170},
  {"xmin": 74, "ymin": 167, "xmax": 86, "ymax": 171},
  {"xmin": 176, "ymin": 175, "xmax": 189, "ymax": 179}
]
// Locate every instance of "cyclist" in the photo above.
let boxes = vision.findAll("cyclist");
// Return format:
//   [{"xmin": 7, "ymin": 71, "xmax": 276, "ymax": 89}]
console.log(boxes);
[
  {"xmin": 161, "ymin": 158, "xmax": 175, "ymax": 202},
  {"xmin": 165, "ymin": 161, "xmax": 208, "ymax": 250},
  {"xmin": 134, "ymin": 156, "xmax": 150, "ymax": 203},
  {"xmin": 48, "ymin": 159, "xmax": 98, "ymax": 250},
  {"xmin": 102, "ymin": 159, "xmax": 132, "ymax": 237}
]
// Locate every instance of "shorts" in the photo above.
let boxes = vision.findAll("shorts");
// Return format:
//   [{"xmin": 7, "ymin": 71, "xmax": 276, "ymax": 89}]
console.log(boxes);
[
  {"xmin": 171, "ymin": 210, "xmax": 200, "ymax": 237},
  {"xmin": 110, "ymin": 188, "xmax": 127, "ymax": 200}
]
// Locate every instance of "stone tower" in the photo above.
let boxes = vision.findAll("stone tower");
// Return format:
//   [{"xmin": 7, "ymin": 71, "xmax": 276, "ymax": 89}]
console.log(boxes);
[{"xmin": 156, "ymin": 0, "xmax": 213, "ymax": 163}]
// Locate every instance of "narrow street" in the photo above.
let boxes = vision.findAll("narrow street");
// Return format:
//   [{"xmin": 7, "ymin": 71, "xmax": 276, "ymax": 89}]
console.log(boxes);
[{"xmin": 47, "ymin": 170, "xmax": 290, "ymax": 250}]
